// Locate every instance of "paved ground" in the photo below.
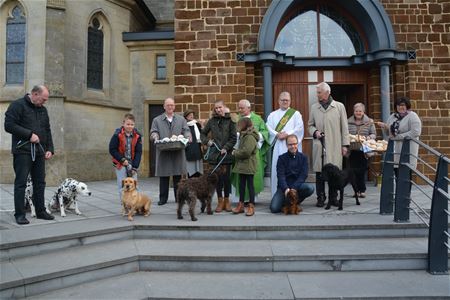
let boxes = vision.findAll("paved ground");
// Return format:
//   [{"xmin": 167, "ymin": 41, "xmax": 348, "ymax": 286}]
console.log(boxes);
[{"xmin": 0, "ymin": 177, "xmax": 433, "ymax": 230}]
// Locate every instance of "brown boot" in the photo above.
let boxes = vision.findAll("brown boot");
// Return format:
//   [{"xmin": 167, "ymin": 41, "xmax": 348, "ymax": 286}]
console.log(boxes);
[
  {"xmin": 245, "ymin": 203, "xmax": 255, "ymax": 216},
  {"xmin": 223, "ymin": 197, "xmax": 232, "ymax": 212},
  {"xmin": 215, "ymin": 197, "xmax": 224, "ymax": 213},
  {"xmin": 232, "ymin": 201, "xmax": 245, "ymax": 214}
]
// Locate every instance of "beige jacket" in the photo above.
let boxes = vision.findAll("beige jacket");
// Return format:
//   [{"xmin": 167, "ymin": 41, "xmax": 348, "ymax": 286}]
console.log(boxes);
[{"xmin": 308, "ymin": 98, "xmax": 350, "ymax": 172}]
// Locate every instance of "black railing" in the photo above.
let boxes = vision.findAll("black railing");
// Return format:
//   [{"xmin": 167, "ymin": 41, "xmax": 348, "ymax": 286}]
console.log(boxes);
[{"xmin": 380, "ymin": 137, "xmax": 449, "ymax": 275}]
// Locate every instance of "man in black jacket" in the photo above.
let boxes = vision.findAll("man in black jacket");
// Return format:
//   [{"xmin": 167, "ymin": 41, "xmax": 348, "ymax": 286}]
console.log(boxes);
[{"xmin": 4, "ymin": 85, "xmax": 55, "ymax": 224}]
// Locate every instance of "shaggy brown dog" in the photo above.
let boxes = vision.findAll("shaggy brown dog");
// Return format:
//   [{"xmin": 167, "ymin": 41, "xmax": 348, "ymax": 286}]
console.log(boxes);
[
  {"xmin": 176, "ymin": 171, "xmax": 220, "ymax": 221},
  {"xmin": 121, "ymin": 177, "xmax": 151, "ymax": 221},
  {"xmin": 281, "ymin": 189, "xmax": 302, "ymax": 215}
]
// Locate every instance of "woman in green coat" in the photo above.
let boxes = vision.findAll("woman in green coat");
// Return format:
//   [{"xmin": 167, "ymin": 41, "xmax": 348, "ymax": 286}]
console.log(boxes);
[{"xmin": 231, "ymin": 118, "xmax": 259, "ymax": 216}]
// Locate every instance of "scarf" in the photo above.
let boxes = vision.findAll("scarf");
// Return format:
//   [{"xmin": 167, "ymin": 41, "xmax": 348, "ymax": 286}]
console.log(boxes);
[
  {"xmin": 187, "ymin": 120, "xmax": 201, "ymax": 142},
  {"xmin": 320, "ymin": 97, "xmax": 332, "ymax": 110},
  {"xmin": 390, "ymin": 111, "xmax": 409, "ymax": 136}
]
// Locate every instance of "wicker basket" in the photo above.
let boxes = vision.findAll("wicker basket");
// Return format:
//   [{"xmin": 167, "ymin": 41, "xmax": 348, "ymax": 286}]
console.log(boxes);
[
  {"xmin": 349, "ymin": 141, "xmax": 362, "ymax": 151},
  {"xmin": 155, "ymin": 141, "xmax": 186, "ymax": 152}
]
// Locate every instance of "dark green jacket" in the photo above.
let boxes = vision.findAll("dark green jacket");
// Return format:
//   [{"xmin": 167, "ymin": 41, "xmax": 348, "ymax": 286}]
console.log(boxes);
[
  {"xmin": 201, "ymin": 113, "xmax": 237, "ymax": 165},
  {"xmin": 232, "ymin": 128, "xmax": 259, "ymax": 174}
]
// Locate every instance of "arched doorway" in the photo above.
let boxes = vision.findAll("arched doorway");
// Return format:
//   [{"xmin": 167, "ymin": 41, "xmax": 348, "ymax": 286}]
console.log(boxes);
[{"xmin": 243, "ymin": 0, "xmax": 410, "ymax": 178}]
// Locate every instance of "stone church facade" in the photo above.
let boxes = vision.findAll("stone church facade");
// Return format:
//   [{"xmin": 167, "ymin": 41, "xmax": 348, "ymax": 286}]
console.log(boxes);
[{"xmin": 1, "ymin": 0, "xmax": 448, "ymax": 183}]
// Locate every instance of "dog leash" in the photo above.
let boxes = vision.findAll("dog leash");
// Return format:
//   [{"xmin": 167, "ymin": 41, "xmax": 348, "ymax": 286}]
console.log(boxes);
[{"xmin": 204, "ymin": 142, "xmax": 228, "ymax": 174}]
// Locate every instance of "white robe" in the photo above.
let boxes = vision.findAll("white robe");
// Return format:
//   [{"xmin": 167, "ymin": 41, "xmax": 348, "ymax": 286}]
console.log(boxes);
[{"xmin": 266, "ymin": 109, "xmax": 304, "ymax": 196}]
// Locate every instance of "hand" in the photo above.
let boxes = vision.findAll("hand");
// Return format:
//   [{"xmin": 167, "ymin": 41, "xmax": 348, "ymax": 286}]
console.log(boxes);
[
  {"xmin": 342, "ymin": 147, "xmax": 348, "ymax": 156},
  {"xmin": 207, "ymin": 140, "xmax": 214, "ymax": 147},
  {"xmin": 151, "ymin": 133, "xmax": 159, "ymax": 141},
  {"xmin": 376, "ymin": 122, "xmax": 387, "ymax": 129},
  {"xmin": 314, "ymin": 131, "xmax": 323, "ymax": 139},
  {"xmin": 30, "ymin": 133, "xmax": 40, "ymax": 143},
  {"xmin": 231, "ymin": 150, "xmax": 235, "ymax": 155},
  {"xmin": 277, "ymin": 132, "xmax": 288, "ymax": 140},
  {"xmin": 220, "ymin": 149, "xmax": 227, "ymax": 155},
  {"xmin": 45, "ymin": 151, "xmax": 53, "ymax": 160},
  {"xmin": 123, "ymin": 160, "xmax": 129, "ymax": 166},
  {"xmin": 284, "ymin": 188, "xmax": 290, "ymax": 197}
]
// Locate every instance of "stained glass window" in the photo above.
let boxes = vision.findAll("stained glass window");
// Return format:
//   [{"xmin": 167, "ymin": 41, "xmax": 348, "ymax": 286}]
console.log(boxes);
[
  {"xmin": 275, "ymin": 5, "xmax": 363, "ymax": 58},
  {"xmin": 156, "ymin": 54, "xmax": 167, "ymax": 80},
  {"xmin": 87, "ymin": 18, "xmax": 103, "ymax": 90},
  {"xmin": 6, "ymin": 6, "xmax": 26, "ymax": 84}
]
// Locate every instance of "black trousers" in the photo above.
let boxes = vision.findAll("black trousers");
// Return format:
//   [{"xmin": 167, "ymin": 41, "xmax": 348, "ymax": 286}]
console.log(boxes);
[
  {"xmin": 159, "ymin": 175, "xmax": 181, "ymax": 202},
  {"xmin": 238, "ymin": 174, "xmax": 255, "ymax": 204},
  {"xmin": 216, "ymin": 164, "xmax": 231, "ymax": 198},
  {"xmin": 13, "ymin": 153, "xmax": 47, "ymax": 218},
  {"xmin": 348, "ymin": 151, "xmax": 368, "ymax": 193},
  {"xmin": 315, "ymin": 172, "xmax": 337, "ymax": 200}
]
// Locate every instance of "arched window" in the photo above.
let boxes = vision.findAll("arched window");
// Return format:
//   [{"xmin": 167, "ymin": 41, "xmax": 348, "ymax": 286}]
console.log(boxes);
[
  {"xmin": 87, "ymin": 17, "xmax": 103, "ymax": 90},
  {"xmin": 6, "ymin": 5, "xmax": 26, "ymax": 84},
  {"xmin": 275, "ymin": 4, "xmax": 363, "ymax": 58}
]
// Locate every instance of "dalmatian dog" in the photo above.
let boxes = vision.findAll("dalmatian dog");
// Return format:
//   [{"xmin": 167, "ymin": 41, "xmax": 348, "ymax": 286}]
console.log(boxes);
[
  {"xmin": 24, "ymin": 174, "xmax": 37, "ymax": 217},
  {"xmin": 47, "ymin": 178, "xmax": 92, "ymax": 217}
]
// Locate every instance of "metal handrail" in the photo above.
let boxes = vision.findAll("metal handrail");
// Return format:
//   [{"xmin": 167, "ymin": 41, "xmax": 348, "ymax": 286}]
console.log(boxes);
[{"xmin": 379, "ymin": 137, "xmax": 449, "ymax": 275}]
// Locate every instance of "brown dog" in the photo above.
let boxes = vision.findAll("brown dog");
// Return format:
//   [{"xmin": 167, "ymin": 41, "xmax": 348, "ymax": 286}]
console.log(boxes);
[
  {"xmin": 281, "ymin": 189, "xmax": 302, "ymax": 215},
  {"xmin": 121, "ymin": 177, "xmax": 151, "ymax": 221}
]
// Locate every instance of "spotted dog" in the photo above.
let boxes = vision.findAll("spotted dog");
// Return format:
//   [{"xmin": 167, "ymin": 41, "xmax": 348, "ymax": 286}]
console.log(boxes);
[
  {"xmin": 24, "ymin": 174, "xmax": 38, "ymax": 217},
  {"xmin": 47, "ymin": 178, "xmax": 92, "ymax": 217}
]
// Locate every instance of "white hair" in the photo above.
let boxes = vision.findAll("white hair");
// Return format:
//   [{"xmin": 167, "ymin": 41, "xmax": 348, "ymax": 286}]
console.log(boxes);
[
  {"xmin": 239, "ymin": 99, "xmax": 251, "ymax": 108},
  {"xmin": 317, "ymin": 82, "xmax": 331, "ymax": 93},
  {"xmin": 353, "ymin": 102, "xmax": 366, "ymax": 112}
]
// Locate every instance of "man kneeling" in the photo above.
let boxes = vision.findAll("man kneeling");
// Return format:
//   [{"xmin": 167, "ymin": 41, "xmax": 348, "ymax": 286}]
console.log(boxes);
[{"xmin": 270, "ymin": 135, "xmax": 314, "ymax": 213}]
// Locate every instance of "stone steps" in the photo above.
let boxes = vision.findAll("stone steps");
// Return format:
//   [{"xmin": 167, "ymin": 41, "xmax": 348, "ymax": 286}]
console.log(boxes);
[
  {"xmin": 23, "ymin": 271, "xmax": 450, "ymax": 300},
  {"xmin": 2, "ymin": 237, "xmax": 449, "ymax": 298},
  {"xmin": 0, "ymin": 214, "xmax": 429, "ymax": 261}
]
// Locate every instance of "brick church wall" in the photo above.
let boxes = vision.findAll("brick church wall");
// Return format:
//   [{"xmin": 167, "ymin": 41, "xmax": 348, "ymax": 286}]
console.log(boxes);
[{"xmin": 174, "ymin": 0, "xmax": 271, "ymax": 120}]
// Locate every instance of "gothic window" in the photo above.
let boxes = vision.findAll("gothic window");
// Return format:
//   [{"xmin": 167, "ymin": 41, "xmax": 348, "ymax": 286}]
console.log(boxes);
[
  {"xmin": 87, "ymin": 17, "xmax": 103, "ymax": 90},
  {"xmin": 6, "ymin": 5, "xmax": 26, "ymax": 84},
  {"xmin": 156, "ymin": 54, "xmax": 167, "ymax": 80},
  {"xmin": 275, "ymin": 4, "xmax": 363, "ymax": 58}
]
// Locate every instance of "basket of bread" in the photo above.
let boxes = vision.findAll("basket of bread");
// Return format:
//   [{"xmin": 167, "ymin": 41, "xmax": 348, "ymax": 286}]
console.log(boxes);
[
  {"xmin": 155, "ymin": 135, "xmax": 189, "ymax": 151},
  {"xmin": 362, "ymin": 139, "xmax": 388, "ymax": 152},
  {"xmin": 349, "ymin": 134, "xmax": 366, "ymax": 151}
]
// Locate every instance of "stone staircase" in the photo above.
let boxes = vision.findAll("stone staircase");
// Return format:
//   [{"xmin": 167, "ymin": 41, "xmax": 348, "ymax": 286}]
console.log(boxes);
[{"xmin": 1, "ymin": 214, "xmax": 449, "ymax": 299}]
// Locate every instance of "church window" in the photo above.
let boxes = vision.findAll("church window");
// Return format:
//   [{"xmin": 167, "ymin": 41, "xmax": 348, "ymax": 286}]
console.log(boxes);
[
  {"xmin": 87, "ymin": 17, "xmax": 103, "ymax": 89},
  {"xmin": 275, "ymin": 4, "xmax": 363, "ymax": 58},
  {"xmin": 6, "ymin": 5, "xmax": 26, "ymax": 84}
]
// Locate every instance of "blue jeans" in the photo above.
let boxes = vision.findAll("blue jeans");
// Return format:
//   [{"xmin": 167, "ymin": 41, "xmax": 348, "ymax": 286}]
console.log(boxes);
[{"xmin": 270, "ymin": 183, "xmax": 315, "ymax": 213}]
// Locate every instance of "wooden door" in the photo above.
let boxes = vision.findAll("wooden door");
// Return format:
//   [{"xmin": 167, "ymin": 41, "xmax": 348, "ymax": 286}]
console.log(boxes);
[{"xmin": 272, "ymin": 68, "xmax": 368, "ymax": 174}]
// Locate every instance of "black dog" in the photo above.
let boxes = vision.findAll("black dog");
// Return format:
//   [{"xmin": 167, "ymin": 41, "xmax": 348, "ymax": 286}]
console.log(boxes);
[
  {"xmin": 321, "ymin": 163, "xmax": 360, "ymax": 210},
  {"xmin": 176, "ymin": 172, "xmax": 220, "ymax": 221}
]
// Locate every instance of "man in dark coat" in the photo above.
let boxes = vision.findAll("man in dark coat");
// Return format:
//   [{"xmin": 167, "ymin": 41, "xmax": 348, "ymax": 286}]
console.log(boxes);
[
  {"xmin": 150, "ymin": 97, "xmax": 191, "ymax": 205},
  {"xmin": 4, "ymin": 85, "xmax": 55, "ymax": 224}
]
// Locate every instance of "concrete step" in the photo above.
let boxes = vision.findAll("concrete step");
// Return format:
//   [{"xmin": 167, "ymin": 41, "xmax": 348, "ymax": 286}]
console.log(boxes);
[
  {"xmin": 24, "ymin": 271, "xmax": 450, "ymax": 299},
  {"xmin": 2, "ymin": 237, "xmax": 448, "ymax": 298},
  {"xmin": 0, "ymin": 214, "xmax": 429, "ymax": 261}
]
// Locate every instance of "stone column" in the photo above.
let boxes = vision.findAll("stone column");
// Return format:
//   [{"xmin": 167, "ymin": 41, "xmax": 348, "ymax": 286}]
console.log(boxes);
[
  {"xmin": 45, "ymin": 0, "xmax": 67, "ymax": 184},
  {"xmin": 380, "ymin": 61, "xmax": 391, "ymax": 124},
  {"xmin": 262, "ymin": 61, "xmax": 273, "ymax": 120}
]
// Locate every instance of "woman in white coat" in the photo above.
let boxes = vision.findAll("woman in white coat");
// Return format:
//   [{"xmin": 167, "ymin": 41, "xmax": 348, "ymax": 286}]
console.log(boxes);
[{"xmin": 377, "ymin": 97, "xmax": 422, "ymax": 192}]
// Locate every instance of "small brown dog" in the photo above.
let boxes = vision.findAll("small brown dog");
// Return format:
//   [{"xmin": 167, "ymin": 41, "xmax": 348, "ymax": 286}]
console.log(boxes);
[
  {"xmin": 121, "ymin": 177, "xmax": 151, "ymax": 221},
  {"xmin": 282, "ymin": 189, "xmax": 302, "ymax": 215}
]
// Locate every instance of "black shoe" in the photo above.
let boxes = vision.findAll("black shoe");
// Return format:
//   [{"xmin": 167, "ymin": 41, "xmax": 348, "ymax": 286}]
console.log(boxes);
[
  {"xmin": 316, "ymin": 194, "xmax": 326, "ymax": 207},
  {"xmin": 36, "ymin": 211, "xmax": 55, "ymax": 220},
  {"xmin": 15, "ymin": 215, "xmax": 30, "ymax": 225},
  {"xmin": 158, "ymin": 200, "xmax": 167, "ymax": 206}
]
